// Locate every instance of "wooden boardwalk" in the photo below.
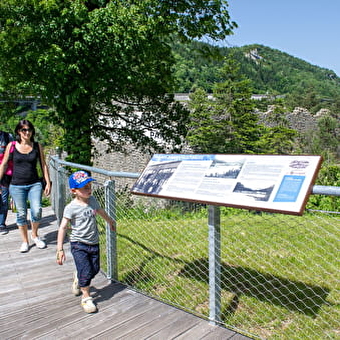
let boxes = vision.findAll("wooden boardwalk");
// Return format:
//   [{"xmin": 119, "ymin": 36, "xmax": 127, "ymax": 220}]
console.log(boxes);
[{"xmin": 0, "ymin": 207, "xmax": 252, "ymax": 340}]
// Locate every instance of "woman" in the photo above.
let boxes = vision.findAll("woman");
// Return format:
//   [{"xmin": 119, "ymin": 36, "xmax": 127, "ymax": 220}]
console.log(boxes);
[{"xmin": 0, "ymin": 120, "xmax": 51, "ymax": 252}]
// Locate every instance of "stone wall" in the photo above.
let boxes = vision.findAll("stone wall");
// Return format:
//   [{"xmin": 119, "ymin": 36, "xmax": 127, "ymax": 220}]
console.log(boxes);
[
  {"xmin": 93, "ymin": 108, "xmax": 328, "ymax": 176},
  {"xmin": 257, "ymin": 107, "xmax": 327, "ymax": 134},
  {"xmin": 94, "ymin": 142, "xmax": 150, "ymax": 174}
]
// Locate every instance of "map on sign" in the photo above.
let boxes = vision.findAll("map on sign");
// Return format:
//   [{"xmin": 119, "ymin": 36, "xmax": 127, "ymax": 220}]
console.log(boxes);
[{"xmin": 131, "ymin": 154, "xmax": 322, "ymax": 215}]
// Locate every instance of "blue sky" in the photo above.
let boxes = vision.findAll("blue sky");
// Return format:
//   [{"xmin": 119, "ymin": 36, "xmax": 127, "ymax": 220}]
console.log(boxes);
[{"xmin": 223, "ymin": 0, "xmax": 340, "ymax": 76}]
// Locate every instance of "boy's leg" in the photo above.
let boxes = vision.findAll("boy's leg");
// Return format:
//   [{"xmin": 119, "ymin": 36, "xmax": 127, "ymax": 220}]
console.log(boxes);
[
  {"xmin": 71, "ymin": 242, "xmax": 98, "ymax": 313},
  {"xmin": 72, "ymin": 271, "xmax": 81, "ymax": 296},
  {"xmin": 80, "ymin": 286, "xmax": 91, "ymax": 298},
  {"xmin": 71, "ymin": 242, "xmax": 97, "ymax": 291},
  {"xmin": 89, "ymin": 244, "xmax": 100, "ymax": 279}
]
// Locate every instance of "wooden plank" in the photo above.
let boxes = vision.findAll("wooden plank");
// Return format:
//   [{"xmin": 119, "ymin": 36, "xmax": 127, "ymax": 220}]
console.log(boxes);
[
  {"xmin": 201, "ymin": 325, "xmax": 246, "ymax": 339},
  {"xmin": 10, "ymin": 283, "xmax": 132, "ymax": 339},
  {"xmin": 140, "ymin": 312, "xmax": 201, "ymax": 340},
  {"xmin": 21, "ymin": 290, "xmax": 143, "ymax": 339},
  {"xmin": 47, "ymin": 292, "xmax": 156, "ymax": 338},
  {"xmin": 0, "ymin": 207, "xmax": 252, "ymax": 340},
  {"xmin": 175, "ymin": 322, "xmax": 218, "ymax": 339},
  {"xmin": 110, "ymin": 305, "xmax": 178, "ymax": 339}
]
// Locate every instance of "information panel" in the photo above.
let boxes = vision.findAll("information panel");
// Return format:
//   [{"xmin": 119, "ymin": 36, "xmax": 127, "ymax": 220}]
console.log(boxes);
[{"xmin": 131, "ymin": 154, "xmax": 323, "ymax": 215}]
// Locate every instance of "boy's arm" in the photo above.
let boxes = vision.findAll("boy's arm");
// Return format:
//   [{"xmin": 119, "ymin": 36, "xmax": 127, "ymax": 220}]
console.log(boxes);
[
  {"xmin": 97, "ymin": 208, "xmax": 116, "ymax": 232},
  {"xmin": 56, "ymin": 217, "xmax": 70, "ymax": 265}
]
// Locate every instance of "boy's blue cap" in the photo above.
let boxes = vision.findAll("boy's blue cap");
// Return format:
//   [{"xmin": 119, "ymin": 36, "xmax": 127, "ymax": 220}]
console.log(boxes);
[{"xmin": 69, "ymin": 171, "xmax": 95, "ymax": 189}]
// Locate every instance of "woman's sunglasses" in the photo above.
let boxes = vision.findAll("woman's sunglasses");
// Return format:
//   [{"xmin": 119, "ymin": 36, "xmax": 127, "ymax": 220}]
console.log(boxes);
[{"xmin": 20, "ymin": 128, "xmax": 32, "ymax": 133}]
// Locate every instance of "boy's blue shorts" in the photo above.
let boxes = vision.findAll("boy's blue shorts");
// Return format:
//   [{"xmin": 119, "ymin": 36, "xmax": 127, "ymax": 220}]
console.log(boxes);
[{"xmin": 70, "ymin": 241, "xmax": 100, "ymax": 287}]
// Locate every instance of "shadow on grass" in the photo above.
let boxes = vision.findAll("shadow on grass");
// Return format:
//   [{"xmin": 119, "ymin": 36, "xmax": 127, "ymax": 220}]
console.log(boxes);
[
  {"xmin": 122, "ymin": 254, "xmax": 157, "ymax": 287},
  {"xmin": 179, "ymin": 258, "xmax": 331, "ymax": 318},
  {"xmin": 112, "ymin": 235, "xmax": 332, "ymax": 319}
]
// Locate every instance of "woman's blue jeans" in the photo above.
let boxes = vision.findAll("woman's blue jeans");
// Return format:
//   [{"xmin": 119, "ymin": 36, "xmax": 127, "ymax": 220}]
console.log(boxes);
[{"xmin": 9, "ymin": 182, "xmax": 42, "ymax": 226}]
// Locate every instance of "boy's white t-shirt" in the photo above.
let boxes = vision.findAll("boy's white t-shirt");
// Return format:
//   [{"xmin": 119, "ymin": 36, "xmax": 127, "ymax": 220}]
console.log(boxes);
[{"xmin": 63, "ymin": 195, "xmax": 101, "ymax": 245}]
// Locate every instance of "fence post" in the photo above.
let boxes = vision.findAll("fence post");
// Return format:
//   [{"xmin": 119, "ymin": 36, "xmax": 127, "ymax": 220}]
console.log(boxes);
[
  {"xmin": 49, "ymin": 158, "xmax": 56, "ymax": 212},
  {"xmin": 56, "ymin": 166, "xmax": 66, "ymax": 224},
  {"xmin": 105, "ymin": 179, "xmax": 117, "ymax": 281},
  {"xmin": 208, "ymin": 205, "xmax": 221, "ymax": 324}
]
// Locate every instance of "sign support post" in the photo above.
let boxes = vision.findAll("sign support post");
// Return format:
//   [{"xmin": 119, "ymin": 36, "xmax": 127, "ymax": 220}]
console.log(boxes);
[{"xmin": 208, "ymin": 205, "xmax": 221, "ymax": 324}]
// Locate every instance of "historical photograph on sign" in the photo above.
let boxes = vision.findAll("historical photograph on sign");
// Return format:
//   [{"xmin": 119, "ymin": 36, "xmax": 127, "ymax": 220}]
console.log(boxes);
[
  {"xmin": 204, "ymin": 158, "xmax": 244, "ymax": 179},
  {"xmin": 233, "ymin": 180, "xmax": 275, "ymax": 202},
  {"xmin": 131, "ymin": 154, "xmax": 322, "ymax": 215},
  {"xmin": 131, "ymin": 161, "xmax": 180, "ymax": 195}
]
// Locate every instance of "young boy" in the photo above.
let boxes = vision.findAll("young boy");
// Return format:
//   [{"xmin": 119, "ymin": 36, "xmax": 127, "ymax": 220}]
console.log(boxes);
[{"xmin": 56, "ymin": 170, "xmax": 116, "ymax": 313}]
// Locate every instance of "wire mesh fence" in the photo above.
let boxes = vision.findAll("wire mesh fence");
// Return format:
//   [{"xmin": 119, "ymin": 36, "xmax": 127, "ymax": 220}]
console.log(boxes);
[{"xmin": 50, "ymin": 157, "xmax": 339, "ymax": 340}]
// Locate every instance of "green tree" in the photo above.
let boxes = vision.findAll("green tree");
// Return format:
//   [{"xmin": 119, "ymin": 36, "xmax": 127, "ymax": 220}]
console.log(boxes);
[
  {"xmin": 285, "ymin": 84, "xmax": 320, "ymax": 112},
  {"xmin": 317, "ymin": 114, "xmax": 339, "ymax": 157},
  {"xmin": 187, "ymin": 58, "xmax": 299, "ymax": 155},
  {"xmin": 258, "ymin": 103, "xmax": 297, "ymax": 154},
  {"xmin": 25, "ymin": 109, "xmax": 64, "ymax": 152},
  {"xmin": 303, "ymin": 113, "xmax": 340, "ymax": 162},
  {"xmin": 0, "ymin": 0, "xmax": 236, "ymax": 165},
  {"xmin": 187, "ymin": 57, "xmax": 263, "ymax": 154}
]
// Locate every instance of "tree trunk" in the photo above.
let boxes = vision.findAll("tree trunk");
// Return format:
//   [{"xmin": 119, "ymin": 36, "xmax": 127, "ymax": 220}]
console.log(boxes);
[{"xmin": 60, "ymin": 100, "xmax": 93, "ymax": 166}]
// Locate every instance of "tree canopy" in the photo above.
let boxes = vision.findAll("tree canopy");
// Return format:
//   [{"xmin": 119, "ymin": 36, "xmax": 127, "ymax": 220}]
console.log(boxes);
[
  {"xmin": 187, "ymin": 57, "xmax": 298, "ymax": 155},
  {"xmin": 187, "ymin": 58, "xmax": 264, "ymax": 154},
  {"xmin": 0, "ymin": 0, "xmax": 236, "ymax": 165}
]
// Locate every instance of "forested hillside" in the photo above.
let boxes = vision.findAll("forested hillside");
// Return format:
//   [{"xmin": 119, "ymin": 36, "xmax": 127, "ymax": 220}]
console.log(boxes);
[
  {"xmin": 172, "ymin": 41, "xmax": 340, "ymax": 102},
  {"xmin": 174, "ymin": 40, "xmax": 339, "ymax": 199}
]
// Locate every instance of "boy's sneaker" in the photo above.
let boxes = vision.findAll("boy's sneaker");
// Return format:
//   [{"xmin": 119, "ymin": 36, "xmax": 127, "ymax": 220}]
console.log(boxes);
[
  {"xmin": 31, "ymin": 236, "xmax": 46, "ymax": 249},
  {"xmin": 72, "ymin": 272, "xmax": 81, "ymax": 296},
  {"xmin": 81, "ymin": 297, "xmax": 97, "ymax": 313},
  {"xmin": 20, "ymin": 242, "xmax": 29, "ymax": 253}
]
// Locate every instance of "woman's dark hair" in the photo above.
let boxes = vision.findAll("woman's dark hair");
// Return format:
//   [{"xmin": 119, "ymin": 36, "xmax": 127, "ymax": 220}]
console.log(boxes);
[{"xmin": 15, "ymin": 119, "xmax": 36, "ymax": 143}]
